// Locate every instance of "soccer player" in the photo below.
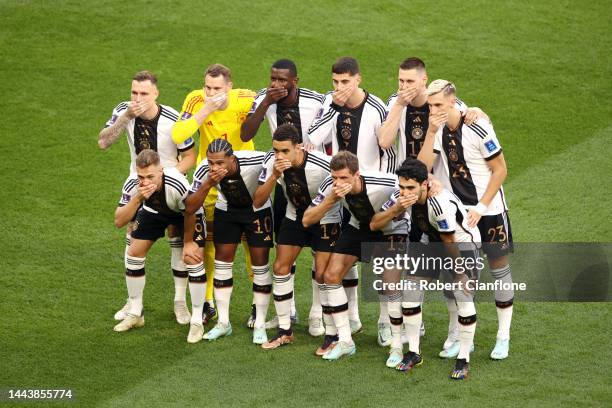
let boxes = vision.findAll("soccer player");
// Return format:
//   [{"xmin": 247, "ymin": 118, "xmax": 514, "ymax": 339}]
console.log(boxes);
[
  {"xmin": 172, "ymin": 64, "xmax": 257, "ymax": 326},
  {"xmin": 379, "ymin": 57, "xmax": 487, "ymax": 242},
  {"xmin": 253, "ymin": 124, "xmax": 342, "ymax": 348},
  {"xmin": 98, "ymin": 71, "xmax": 197, "ymax": 325},
  {"xmin": 241, "ymin": 59, "xmax": 327, "ymax": 331},
  {"xmin": 308, "ymin": 56, "xmax": 397, "ymax": 339},
  {"xmin": 184, "ymin": 139, "xmax": 273, "ymax": 344},
  {"xmin": 418, "ymin": 79, "xmax": 514, "ymax": 360},
  {"xmin": 370, "ymin": 157, "xmax": 481, "ymax": 378},
  {"xmin": 112, "ymin": 150, "xmax": 206, "ymax": 344},
  {"xmin": 303, "ymin": 151, "xmax": 408, "ymax": 360}
]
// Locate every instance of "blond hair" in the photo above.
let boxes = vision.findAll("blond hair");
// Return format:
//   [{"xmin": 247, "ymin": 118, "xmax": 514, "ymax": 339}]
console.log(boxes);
[{"xmin": 426, "ymin": 79, "xmax": 456, "ymax": 96}]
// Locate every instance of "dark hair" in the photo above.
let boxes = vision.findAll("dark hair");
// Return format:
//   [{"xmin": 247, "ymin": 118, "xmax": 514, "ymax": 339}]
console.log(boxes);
[
  {"xmin": 330, "ymin": 151, "xmax": 359, "ymax": 174},
  {"xmin": 399, "ymin": 57, "xmax": 426, "ymax": 72},
  {"xmin": 135, "ymin": 149, "xmax": 160, "ymax": 168},
  {"xmin": 332, "ymin": 57, "xmax": 360, "ymax": 75},
  {"xmin": 133, "ymin": 70, "xmax": 158, "ymax": 85},
  {"xmin": 272, "ymin": 59, "xmax": 297, "ymax": 77},
  {"xmin": 273, "ymin": 124, "xmax": 300, "ymax": 144},
  {"xmin": 205, "ymin": 63, "xmax": 232, "ymax": 81},
  {"xmin": 207, "ymin": 138, "xmax": 234, "ymax": 157},
  {"xmin": 395, "ymin": 157, "xmax": 428, "ymax": 183}
]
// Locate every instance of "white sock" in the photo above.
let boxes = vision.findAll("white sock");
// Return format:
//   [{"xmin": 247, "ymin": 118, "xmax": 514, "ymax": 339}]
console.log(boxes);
[
  {"xmin": 309, "ymin": 276, "xmax": 322, "ymax": 319},
  {"xmin": 491, "ymin": 265, "xmax": 514, "ymax": 340},
  {"xmin": 378, "ymin": 293, "xmax": 390, "ymax": 325},
  {"xmin": 457, "ymin": 301, "xmax": 477, "ymax": 362},
  {"xmin": 402, "ymin": 302, "xmax": 422, "ymax": 354},
  {"xmin": 319, "ymin": 283, "xmax": 337, "ymax": 336},
  {"xmin": 327, "ymin": 284, "xmax": 351, "ymax": 344},
  {"xmin": 187, "ymin": 262, "xmax": 206, "ymax": 324},
  {"xmin": 343, "ymin": 264, "xmax": 360, "ymax": 322},
  {"xmin": 125, "ymin": 254, "xmax": 146, "ymax": 316},
  {"xmin": 124, "ymin": 234, "xmax": 131, "ymax": 257},
  {"xmin": 213, "ymin": 260, "xmax": 233, "ymax": 325},
  {"xmin": 170, "ymin": 237, "xmax": 187, "ymax": 302},
  {"xmin": 252, "ymin": 264, "xmax": 272, "ymax": 329},
  {"xmin": 445, "ymin": 296, "xmax": 459, "ymax": 347},
  {"xmin": 290, "ymin": 263, "xmax": 297, "ymax": 316},
  {"xmin": 273, "ymin": 273, "xmax": 293, "ymax": 330},
  {"xmin": 388, "ymin": 295, "xmax": 402, "ymax": 350}
]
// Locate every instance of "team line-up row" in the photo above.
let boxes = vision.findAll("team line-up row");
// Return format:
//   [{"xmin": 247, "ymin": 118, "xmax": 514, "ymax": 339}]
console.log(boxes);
[{"xmin": 98, "ymin": 56, "xmax": 514, "ymax": 380}]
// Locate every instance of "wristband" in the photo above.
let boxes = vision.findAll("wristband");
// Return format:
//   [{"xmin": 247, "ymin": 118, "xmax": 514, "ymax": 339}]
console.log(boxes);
[{"xmin": 474, "ymin": 202, "xmax": 487, "ymax": 216}]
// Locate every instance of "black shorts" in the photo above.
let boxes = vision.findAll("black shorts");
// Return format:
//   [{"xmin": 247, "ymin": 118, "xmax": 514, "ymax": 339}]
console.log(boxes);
[
  {"xmin": 277, "ymin": 216, "xmax": 341, "ymax": 252},
  {"xmin": 334, "ymin": 225, "xmax": 407, "ymax": 262},
  {"xmin": 131, "ymin": 210, "xmax": 205, "ymax": 247},
  {"xmin": 478, "ymin": 212, "xmax": 514, "ymax": 259},
  {"xmin": 213, "ymin": 207, "xmax": 274, "ymax": 248}
]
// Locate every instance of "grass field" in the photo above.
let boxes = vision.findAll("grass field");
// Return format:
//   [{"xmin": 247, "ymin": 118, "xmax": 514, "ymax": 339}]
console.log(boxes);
[{"xmin": 1, "ymin": 0, "xmax": 611, "ymax": 406}]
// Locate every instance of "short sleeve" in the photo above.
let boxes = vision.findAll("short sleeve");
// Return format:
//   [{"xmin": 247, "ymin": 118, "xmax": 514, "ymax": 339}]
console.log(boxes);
[
  {"xmin": 311, "ymin": 175, "xmax": 333, "ymax": 206},
  {"xmin": 104, "ymin": 102, "xmax": 129, "ymax": 128},
  {"xmin": 258, "ymin": 151, "xmax": 275, "ymax": 184},
  {"xmin": 248, "ymin": 89, "xmax": 267, "ymax": 115},
  {"xmin": 429, "ymin": 196, "xmax": 456, "ymax": 233},
  {"xmin": 190, "ymin": 161, "xmax": 210, "ymax": 194},
  {"xmin": 118, "ymin": 175, "xmax": 138, "ymax": 207},
  {"xmin": 473, "ymin": 121, "xmax": 502, "ymax": 160}
]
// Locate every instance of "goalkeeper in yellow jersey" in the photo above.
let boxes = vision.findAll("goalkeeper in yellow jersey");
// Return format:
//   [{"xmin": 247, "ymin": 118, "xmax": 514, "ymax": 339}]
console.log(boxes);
[{"xmin": 172, "ymin": 64, "xmax": 257, "ymax": 327}]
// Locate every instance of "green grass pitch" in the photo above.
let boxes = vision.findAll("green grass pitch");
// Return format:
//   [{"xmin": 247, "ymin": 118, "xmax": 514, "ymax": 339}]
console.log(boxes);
[{"xmin": 1, "ymin": 0, "xmax": 611, "ymax": 406}]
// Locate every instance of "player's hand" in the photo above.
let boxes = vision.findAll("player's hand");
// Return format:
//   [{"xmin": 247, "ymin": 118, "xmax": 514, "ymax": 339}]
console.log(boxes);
[
  {"xmin": 332, "ymin": 183, "xmax": 352, "ymax": 199},
  {"xmin": 300, "ymin": 142, "xmax": 316, "ymax": 152},
  {"xmin": 397, "ymin": 193, "xmax": 418, "ymax": 209},
  {"xmin": 126, "ymin": 101, "xmax": 147, "ymax": 119},
  {"xmin": 453, "ymin": 272, "xmax": 473, "ymax": 296},
  {"xmin": 183, "ymin": 241, "xmax": 202, "ymax": 264},
  {"xmin": 203, "ymin": 92, "xmax": 227, "ymax": 114},
  {"xmin": 427, "ymin": 175, "xmax": 443, "ymax": 197},
  {"xmin": 332, "ymin": 87, "xmax": 353, "ymax": 107},
  {"xmin": 272, "ymin": 158, "xmax": 292, "ymax": 177},
  {"xmin": 396, "ymin": 86, "xmax": 418, "ymax": 106},
  {"xmin": 464, "ymin": 107, "xmax": 484, "ymax": 126},
  {"xmin": 208, "ymin": 168, "xmax": 228, "ymax": 185},
  {"xmin": 264, "ymin": 87, "xmax": 288, "ymax": 104},
  {"xmin": 137, "ymin": 184, "xmax": 157, "ymax": 200},
  {"xmin": 466, "ymin": 209, "xmax": 482, "ymax": 228},
  {"xmin": 428, "ymin": 111, "xmax": 448, "ymax": 134}
]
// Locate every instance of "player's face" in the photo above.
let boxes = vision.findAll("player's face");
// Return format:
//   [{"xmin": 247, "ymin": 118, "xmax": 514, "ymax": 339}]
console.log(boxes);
[
  {"xmin": 398, "ymin": 68, "xmax": 427, "ymax": 93},
  {"xmin": 398, "ymin": 177, "xmax": 426, "ymax": 201},
  {"xmin": 331, "ymin": 168, "xmax": 359, "ymax": 190},
  {"xmin": 137, "ymin": 164, "xmax": 163, "ymax": 189},
  {"xmin": 204, "ymin": 74, "xmax": 232, "ymax": 98},
  {"xmin": 130, "ymin": 80, "xmax": 159, "ymax": 108},
  {"xmin": 272, "ymin": 140, "xmax": 297, "ymax": 162},
  {"xmin": 207, "ymin": 151, "xmax": 232, "ymax": 174},
  {"xmin": 270, "ymin": 68, "xmax": 297, "ymax": 96},
  {"xmin": 427, "ymin": 92, "xmax": 454, "ymax": 116},
  {"xmin": 332, "ymin": 73, "xmax": 360, "ymax": 94}
]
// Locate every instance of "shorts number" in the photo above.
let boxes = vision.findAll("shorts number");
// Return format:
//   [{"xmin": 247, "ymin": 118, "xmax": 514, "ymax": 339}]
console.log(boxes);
[
  {"xmin": 320, "ymin": 223, "xmax": 339, "ymax": 240},
  {"xmin": 253, "ymin": 215, "xmax": 272, "ymax": 234},
  {"xmin": 487, "ymin": 225, "xmax": 507, "ymax": 243}
]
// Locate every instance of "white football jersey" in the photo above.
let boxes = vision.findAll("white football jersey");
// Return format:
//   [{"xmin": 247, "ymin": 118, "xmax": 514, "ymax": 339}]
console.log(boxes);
[
  {"xmin": 118, "ymin": 167, "xmax": 190, "ymax": 214},
  {"xmin": 382, "ymin": 189, "xmax": 480, "ymax": 244},
  {"xmin": 307, "ymin": 91, "xmax": 397, "ymax": 172},
  {"xmin": 259, "ymin": 150, "xmax": 341, "ymax": 224},
  {"xmin": 433, "ymin": 117, "xmax": 508, "ymax": 215},
  {"xmin": 312, "ymin": 171, "xmax": 407, "ymax": 235},
  {"xmin": 191, "ymin": 151, "xmax": 271, "ymax": 212},
  {"xmin": 104, "ymin": 102, "xmax": 195, "ymax": 173},
  {"xmin": 385, "ymin": 95, "xmax": 467, "ymax": 169},
  {"xmin": 249, "ymin": 88, "xmax": 325, "ymax": 150}
]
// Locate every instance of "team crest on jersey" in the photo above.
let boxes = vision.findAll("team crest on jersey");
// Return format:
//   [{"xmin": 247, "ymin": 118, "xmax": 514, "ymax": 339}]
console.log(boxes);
[
  {"xmin": 437, "ymin": 220, "xmax": 449, "ymax": 230},
  {"xmin": 485, "ymin": 140, "xmax": 497, "ymax": 153},
  {"xmin": 411, "ymin": 127, "xmax": 424, "ymax": 140},
  {"xmin": 237, "ymin": 113, "xmax": 247, "ymax": 124},
  {"xmin": 313, "ymin": 193, "xmax": 325, "ymax": 205},
  {"xmin": 449, "ymin": 150, "xmax": 459, "ymax": 162}
]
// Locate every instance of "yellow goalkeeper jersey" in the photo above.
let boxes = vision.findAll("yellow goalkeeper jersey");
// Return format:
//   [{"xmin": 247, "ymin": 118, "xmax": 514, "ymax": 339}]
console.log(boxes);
[{"xmin": 172, "ymin": 88, "xmax": 255, "ymax": 162}]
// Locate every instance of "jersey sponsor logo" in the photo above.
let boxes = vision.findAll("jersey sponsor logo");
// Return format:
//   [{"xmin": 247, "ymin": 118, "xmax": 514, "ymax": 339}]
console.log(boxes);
[
  {"xmin": 312, "ymin": 193, "xmax": 325, "ymax": 205},
  {"xmin": 207, "ymin": 120, "xmax": 214, "ymax": 126},
  {"xmin": 437, "ymin": 220, "xmax": 449, "ymax": 230},
  {"xmin": 181, "ymin": 112, "xmax": 192, "ymax": 120},
  {"xmin": 485, "ymin": 140, "xmax": 497, "ymax": 153}
]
